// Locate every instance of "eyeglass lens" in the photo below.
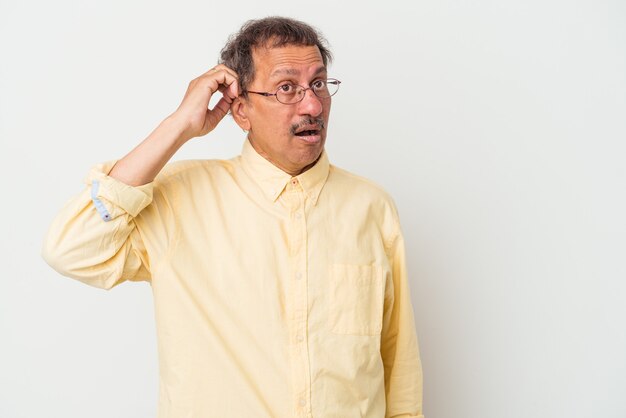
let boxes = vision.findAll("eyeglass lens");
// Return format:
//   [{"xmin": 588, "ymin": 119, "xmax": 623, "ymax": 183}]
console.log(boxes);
[{"xmin": 276, "ymin": 80, "xmax": 340, "ymax": 104}]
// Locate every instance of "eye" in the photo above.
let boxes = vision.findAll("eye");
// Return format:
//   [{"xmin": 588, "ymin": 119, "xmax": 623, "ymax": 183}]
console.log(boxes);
[
  {"xmin": 312, "ymin": 79, "xmax": 326, "ymax": 90},
  {"xmin": 278, "ymin": 83, "xmax": 296, "ymax": 93}
]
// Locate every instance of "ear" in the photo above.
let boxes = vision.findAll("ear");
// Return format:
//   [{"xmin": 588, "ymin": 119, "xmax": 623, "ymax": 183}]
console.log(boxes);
[{"xmin": 231, "ymin": 97, "xmax": 251, "ymax": 131}]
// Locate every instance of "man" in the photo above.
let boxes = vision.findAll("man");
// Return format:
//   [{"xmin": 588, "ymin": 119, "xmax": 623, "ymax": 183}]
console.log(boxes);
[{"xmin": 43, "ymin": 16, "xmax": 424, "ymax": 418}]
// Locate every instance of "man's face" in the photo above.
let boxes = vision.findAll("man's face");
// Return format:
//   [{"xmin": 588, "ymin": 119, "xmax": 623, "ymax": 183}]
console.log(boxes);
[{"xmin": 236, "ymin": 43, "xmax": 331, "ymax": 175}]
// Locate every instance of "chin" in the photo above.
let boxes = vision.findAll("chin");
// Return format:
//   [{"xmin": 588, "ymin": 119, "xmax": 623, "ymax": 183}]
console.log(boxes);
[{"xmin": 303, "ymin": 146, "xmax": 325, "ymax": 165}]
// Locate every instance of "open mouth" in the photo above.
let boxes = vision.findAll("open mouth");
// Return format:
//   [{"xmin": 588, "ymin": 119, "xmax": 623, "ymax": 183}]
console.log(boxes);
[
  {"xmin": 291, "ymin": 118, "xmax": 325, "ymax": 143},
  {"xmin": 295, "ymin": 129, "xmax": 320, "ymax": 137}
]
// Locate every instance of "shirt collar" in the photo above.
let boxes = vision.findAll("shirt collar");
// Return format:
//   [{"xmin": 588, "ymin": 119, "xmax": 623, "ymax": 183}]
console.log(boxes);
[{"xmin": 240, "ymin": 138, "xmax": 330, "ymax": 205}]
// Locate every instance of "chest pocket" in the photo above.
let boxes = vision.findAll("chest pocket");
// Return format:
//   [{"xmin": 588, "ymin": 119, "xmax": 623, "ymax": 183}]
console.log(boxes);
[{"xmin": 328, "ymin": 264, "xmax": 384, "ymax": 335}]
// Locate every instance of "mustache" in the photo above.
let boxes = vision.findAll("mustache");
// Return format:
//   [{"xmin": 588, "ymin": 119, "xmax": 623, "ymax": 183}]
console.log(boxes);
[{"xmin": 290, "ymin": 117, "xmax": 325, "ymax": 135}]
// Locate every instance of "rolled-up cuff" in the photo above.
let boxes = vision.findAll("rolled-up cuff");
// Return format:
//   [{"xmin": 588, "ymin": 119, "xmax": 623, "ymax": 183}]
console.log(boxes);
[{"xmin": 83, "ymin": 161, "xmax": 154, "ymax": 219}]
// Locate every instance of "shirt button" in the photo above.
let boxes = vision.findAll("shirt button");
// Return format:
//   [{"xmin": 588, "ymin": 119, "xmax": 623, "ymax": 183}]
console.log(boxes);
[
  {"xmin": 299, "ymin": 398, "xmax": 306, "ymax": 406},
  {"xmin": 297, "ymin": 335, "xmax": 304, "ymax": 342},
  {"xmin": 295, "ymin": 213, "xmax": 302, "ymax": 219},
  {"xmin": 291, "ymin": 178, "xmax": 298, "ymax": 185},
  {"xmin": 295, "ymin": 272, "xmax": 302, "ymax": 280}
]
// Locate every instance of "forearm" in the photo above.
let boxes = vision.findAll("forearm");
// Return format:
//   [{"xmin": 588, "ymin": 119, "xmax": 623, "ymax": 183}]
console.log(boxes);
[
  {"xmin": 109, "ymin": 63, "xmax": 240, "ymax": 186},
  {"xmin": 382, "ymin": 231, "xmax": 424, "ymax": 418},
  {"xmin": 43, "ymin": 65, "xmax": 239, "ymax": 286},
  {"xmin": 108, "ymin": 115, "xmax": 189, "ymax": 186}
]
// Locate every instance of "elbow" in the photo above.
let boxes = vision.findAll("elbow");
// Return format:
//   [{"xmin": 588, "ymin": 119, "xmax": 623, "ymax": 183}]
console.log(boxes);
[
  {"xmin": 41, "ymin": 233, "xmax": 121, "ymax": 290},
  {"xmin": 41, "ymin": 232, "xmax": 68, "ymax": 276},
  {"xmin": 41, "ymin": 236, "xmax": 84, "ymax": 281}
]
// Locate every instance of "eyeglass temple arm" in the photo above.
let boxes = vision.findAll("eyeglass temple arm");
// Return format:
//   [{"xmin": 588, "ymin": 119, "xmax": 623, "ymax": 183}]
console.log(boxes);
[{"xmin": 244, "ymin": 91, "xmax": 275, "ymax": 97}]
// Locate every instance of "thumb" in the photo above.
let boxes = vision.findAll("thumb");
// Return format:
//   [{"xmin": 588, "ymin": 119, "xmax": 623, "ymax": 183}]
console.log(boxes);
[{"xmin": 203, "ymin": 97, "xmax": 230, "ymax": 133}]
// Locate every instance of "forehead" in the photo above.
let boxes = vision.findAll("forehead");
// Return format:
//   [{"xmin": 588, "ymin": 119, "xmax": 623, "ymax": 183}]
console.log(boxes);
[{"xmin": 251, "ymin": 44, "xmax": 325, "ymax": 81}]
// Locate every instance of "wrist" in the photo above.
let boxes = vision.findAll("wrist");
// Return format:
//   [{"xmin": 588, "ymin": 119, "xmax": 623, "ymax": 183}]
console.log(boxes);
[{"xmin": 162, "ymin": 113, "xmax": 191, "ymax": 146}]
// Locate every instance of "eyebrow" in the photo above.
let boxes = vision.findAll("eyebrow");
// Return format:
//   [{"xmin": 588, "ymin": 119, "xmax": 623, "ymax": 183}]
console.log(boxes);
[{"xmin": 270, "ymin": 66, "xmax": 327, "ymax": 78}]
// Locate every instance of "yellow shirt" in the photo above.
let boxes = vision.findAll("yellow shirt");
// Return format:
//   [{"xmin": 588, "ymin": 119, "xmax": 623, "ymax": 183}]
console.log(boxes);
[{"xmin": 42, "ymin": 138, "xmax": 424, "ymax": 418}]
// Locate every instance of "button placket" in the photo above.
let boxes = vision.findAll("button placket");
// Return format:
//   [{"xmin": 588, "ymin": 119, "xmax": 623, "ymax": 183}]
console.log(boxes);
[{"xmin": 286, "ymin": 183, "xmax": 312, "ymax": 417}]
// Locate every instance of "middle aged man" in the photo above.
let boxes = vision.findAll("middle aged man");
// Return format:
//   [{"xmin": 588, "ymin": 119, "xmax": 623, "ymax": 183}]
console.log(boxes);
[{"xmin": 43, "ymin": 16, "xmax": 424, "ymax": 418}]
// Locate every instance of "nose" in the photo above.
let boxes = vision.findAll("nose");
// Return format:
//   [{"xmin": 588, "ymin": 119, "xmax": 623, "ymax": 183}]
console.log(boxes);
[{"xmin": 297, "ymin": 88, "xmax": 324, "ymax": 117}]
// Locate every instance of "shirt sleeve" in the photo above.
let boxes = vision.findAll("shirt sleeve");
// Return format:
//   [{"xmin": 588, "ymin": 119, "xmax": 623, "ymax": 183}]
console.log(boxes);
[
  {"xmin": 42, "ymin": 161, "xmax": 154, "ymax": 290},
  {"xmin": 381, "ymin": 227, "xmax": 425, "ymax": 418}
]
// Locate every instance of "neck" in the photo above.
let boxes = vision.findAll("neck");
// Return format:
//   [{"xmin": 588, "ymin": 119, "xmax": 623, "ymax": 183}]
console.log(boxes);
[{"xmin": 248, "ymin": 136, "xmax": 321, "ymax": 176}]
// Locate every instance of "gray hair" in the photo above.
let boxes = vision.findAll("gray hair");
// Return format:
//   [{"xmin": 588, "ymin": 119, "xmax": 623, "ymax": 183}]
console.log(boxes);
[{"xmin": 219, "ymin": 16, "xmax": 333, "ymax": 94}]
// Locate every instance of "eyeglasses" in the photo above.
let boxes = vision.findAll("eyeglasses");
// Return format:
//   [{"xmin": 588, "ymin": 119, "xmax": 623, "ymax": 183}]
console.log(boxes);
[{"xmin": 244, "ymin": 78, "xmax": 341, "ymax": 104}]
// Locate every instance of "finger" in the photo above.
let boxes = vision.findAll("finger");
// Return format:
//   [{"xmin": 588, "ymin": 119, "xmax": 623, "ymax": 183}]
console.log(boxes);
[
  {"xmin": 210, "ymin": 71, "xmax": 240, "ymax": 99},
  {"xmin": 211, "ymin": 64, "xmax": 239, "ymax": 80},
  {"xmin": 188, "ymin": 71, "xmax": 238, "ymax": 107},
  {"xmin": 199, "ymin": 65, "xmax": 240, "ymax": 96},
  {"xmin": 200, "ymin": 65, "xmax": 239, "ymax": 87},
  {"xmin": 205, "ymin": 97, "xmax": 230, "ymax": 127},
  {"xmin": 217, "ymin": 81, "xmax": 239, "ymax": 100}
]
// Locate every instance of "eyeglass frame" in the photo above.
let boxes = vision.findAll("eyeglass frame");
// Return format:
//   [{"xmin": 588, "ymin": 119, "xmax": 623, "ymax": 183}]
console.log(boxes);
[{"xmin": 243, "ymin": 78, "xmax": 342, "ymax": 104}]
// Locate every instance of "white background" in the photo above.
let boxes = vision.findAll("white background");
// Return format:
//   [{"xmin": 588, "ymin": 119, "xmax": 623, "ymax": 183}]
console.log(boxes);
[{"xmin": 1, "ymin": 0, "xmax": 625, "ymax": 417}]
